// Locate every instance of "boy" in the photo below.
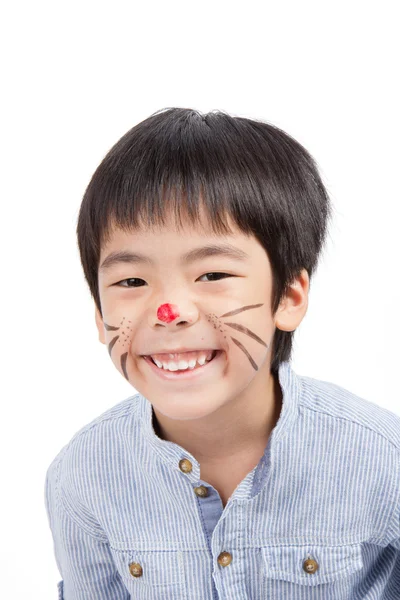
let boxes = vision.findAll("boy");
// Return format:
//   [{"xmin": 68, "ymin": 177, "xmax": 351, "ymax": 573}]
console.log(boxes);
[{"xmin": 44, "ymin": 108, "xmax": 400, "ymax": 599}]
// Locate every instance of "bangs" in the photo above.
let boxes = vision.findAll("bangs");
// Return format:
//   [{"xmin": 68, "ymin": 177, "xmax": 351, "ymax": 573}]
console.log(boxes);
[
  {"xmin": 98, "ymin": 183, "xmax": 242, "ymax": 251},
  {"xmin": 83, "ymin": 108, "xmax": 295, "ymax": 252}
]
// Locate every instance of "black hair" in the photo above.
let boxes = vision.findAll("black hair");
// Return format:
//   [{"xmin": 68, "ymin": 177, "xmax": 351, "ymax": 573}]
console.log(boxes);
[{"xmin": 76, "ymin": 107, "xmax": 333, "ymax": 374}]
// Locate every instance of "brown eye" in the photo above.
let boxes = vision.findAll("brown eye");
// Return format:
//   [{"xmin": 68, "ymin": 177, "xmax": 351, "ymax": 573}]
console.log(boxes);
[
  {"xmin": 197, "ymin": 273, "xmax": 233, "ymax": 282},
  {"xmin": 116, "ymin": 278, "xmax": 146, "ymax": 287}
]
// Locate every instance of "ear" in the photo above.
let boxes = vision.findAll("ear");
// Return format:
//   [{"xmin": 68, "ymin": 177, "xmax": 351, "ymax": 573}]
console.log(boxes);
[
  {"xmin": 95, "ymin": 305, "xmax": 106, "ymax": 344},
  {"xmin": 274, "ymin": 268, "xmax": 309, "ymax": 332}
]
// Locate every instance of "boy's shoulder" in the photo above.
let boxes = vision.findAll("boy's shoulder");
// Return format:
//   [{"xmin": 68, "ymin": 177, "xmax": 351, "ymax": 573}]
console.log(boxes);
[
  {"xmin": 46, "ymin": 393, "xmax": 142, "ymax": 474},
  {"xmin": 299, "ymin": 371, "xmax": 400, "ymax": 452},
  {"xmin": 44, "ymin": 393, "xmax": 143, "ymax": 538}
]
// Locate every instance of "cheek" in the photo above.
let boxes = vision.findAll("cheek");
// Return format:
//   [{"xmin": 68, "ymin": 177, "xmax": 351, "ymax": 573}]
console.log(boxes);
[
  {"xmin": 103, "ymin": 316, "xmax": 135, "ymax": 381},
  {"xmin": 207, "ymin": 306, "xmax": 273, "ymax": 372}
]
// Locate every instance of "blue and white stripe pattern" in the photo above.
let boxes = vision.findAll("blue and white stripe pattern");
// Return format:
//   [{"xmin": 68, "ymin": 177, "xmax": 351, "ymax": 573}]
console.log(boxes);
[{"xmin": 45, "ymin": 361, "xmax": 400, "ymax": 598}]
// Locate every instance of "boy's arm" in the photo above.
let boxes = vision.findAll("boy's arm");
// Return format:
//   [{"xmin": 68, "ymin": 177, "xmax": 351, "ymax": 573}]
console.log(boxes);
[{"xmin": 45, "ymin": 455, "xmax": 129, "ymax": 600}]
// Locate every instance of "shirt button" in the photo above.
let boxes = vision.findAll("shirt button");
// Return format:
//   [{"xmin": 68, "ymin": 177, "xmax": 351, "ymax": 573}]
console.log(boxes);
[
  {"xmin": 194, "ymin": 485, "xmax": 209, "ymax": 497},
  {"xmin": 129, "ymin": 562, "xmax": 143, "ymax": 578},
  {"xmin": 217, "ymin": 551, "xmax": 232, "ymax": 567},
  {"xmin": 302, "ymin": 556, "xmax": 319, "ymax": 574},
  {"xmin": 179, "ymin": 458, "xmax": 193, "ymax": 473}
]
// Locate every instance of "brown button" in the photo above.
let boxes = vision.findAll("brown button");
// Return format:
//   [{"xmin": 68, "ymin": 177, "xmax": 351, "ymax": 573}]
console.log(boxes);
[
  {"xmin": 217, "ymin": 551, "xmax": 232, "ymax": 567},
  {"xmin": 302, "ymin": 556, "xmax": 319, "ymax": 574},
  {"xmin": 179, "ymin": 458, "xmax": 193, "ymax": 473},
  {"xmin": 129, "ymin": 562, "xmax": 143, "ymax": 578},
  {"xmin": 194, "ymin": 485, "xmax": 209, "ymax": 497}
]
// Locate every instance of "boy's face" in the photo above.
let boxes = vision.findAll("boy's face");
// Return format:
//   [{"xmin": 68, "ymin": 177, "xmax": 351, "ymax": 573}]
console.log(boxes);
[{"xmin": 95, "ymin": 206, "xmax": 308, "ymax": 423}]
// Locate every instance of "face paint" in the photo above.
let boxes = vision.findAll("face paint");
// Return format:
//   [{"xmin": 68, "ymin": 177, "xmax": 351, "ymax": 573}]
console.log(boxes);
[
  {"xmin": 120, "ymin": 352, "xmax": 129, "ymax": 381},
  {"xmin": 103, "ymin": 317, "xmax": 131, "ymax": 382},
  {"xmin": 156, "ymin": 303, "xmax": 180, "ymax": 323},
  {"xmin": 209, "ymin": 303, "xmax": 268, "ymax": 371},
  {"xmin": 107, "ymin": 335, "xmax": 119, "ymax": 355},
  {"xmin": 103, "ymin": 302, "xmax": 269, "ymax": 384}
]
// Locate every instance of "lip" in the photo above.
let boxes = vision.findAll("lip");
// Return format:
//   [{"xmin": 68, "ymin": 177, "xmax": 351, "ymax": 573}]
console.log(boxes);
[{"xmin": 142, "ymin": 349, "xmax": 223, "ymax": 381}]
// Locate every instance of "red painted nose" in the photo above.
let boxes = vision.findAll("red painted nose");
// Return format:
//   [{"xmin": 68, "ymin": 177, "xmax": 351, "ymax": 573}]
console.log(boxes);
[{"xmin": 157, "ymin": 303, "xmax": 180, "ymax": 323}]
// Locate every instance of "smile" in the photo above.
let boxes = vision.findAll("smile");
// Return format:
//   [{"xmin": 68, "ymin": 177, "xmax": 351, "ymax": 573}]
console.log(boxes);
[{"xmin": 142, "ymin": 349, "xmax": 223, "ymax": 381}]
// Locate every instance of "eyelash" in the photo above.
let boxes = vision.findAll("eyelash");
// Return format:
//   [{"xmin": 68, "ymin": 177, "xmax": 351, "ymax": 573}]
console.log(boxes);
[{"xmin": 114, "ymin": 272, "xmax": 234, "ymax": 287}]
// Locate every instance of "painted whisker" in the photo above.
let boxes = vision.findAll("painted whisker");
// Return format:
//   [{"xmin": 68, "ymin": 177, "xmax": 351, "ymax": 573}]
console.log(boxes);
[
  {"xmin": 121, "ymin": 352, "xmax": 129, "ymax": 381},
  {"xmin": 104, "ymin": 322, "xmax": 120, "ymax": 331},
  {"xmin": 107, "ymin": 335, "xmax": 119, "ymax": 356},
  {"xmin": 218, "ymin": 303, "xmax": 264, "ymax": 318},
  {"xmin": 223, "ymin": 322, "xmax": 268, "ymax": 347},
  {"xmin": 230, "ymin": 337, "xmax": 259, "ymax": 370}
]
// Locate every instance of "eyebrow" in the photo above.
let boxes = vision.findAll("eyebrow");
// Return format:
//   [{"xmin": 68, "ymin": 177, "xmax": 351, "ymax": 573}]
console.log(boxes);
[{"xmin": 99, "ymin": 243, "xmax": 250, "ymax": 273}]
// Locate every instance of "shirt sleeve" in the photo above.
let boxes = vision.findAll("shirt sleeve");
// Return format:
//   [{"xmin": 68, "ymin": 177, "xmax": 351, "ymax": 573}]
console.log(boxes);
[
  {"xmin": 387, "ymin": 449, "xmax": 400, "ymax": 551},
  {"xmin": 45, "ymin": 455, "xmax": 129, "ymax": 600}
]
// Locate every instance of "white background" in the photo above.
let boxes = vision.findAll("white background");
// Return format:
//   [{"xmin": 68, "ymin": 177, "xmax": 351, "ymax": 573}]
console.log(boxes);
[{"xmin": 1, "ymin": 1, "xmax": 399, "ymax": 597}]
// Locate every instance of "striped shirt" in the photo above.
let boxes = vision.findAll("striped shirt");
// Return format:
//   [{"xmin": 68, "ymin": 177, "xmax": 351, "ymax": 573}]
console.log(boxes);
[{"xmin": 44, "ymin": 360, "xmax": 400, "ymax": 599}]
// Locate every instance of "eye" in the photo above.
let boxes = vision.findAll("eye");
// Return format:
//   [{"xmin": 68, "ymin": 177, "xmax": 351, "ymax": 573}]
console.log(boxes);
[
  {"xmin": 197, "ymin": 272, "xmax": 234, "ymax": 282},
  {"xmin": 114, "ymin": 278, "xmax": 146, "ymax": 287}
]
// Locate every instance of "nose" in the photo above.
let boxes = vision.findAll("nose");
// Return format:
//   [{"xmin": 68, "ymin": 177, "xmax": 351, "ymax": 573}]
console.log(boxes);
[
  {"xmin": 157, "ymin": 303, "xmax": 180, "ymax": 324},
  {"xmin": 155, "ymin": 302, "xmax": 197, "ymax": 327}
]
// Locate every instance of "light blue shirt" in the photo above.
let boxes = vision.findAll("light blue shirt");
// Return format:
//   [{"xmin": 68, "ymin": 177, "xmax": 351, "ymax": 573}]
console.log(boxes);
[{"xmin": 44, "ymin": 361, "xmax": 400, "ymax": 599}]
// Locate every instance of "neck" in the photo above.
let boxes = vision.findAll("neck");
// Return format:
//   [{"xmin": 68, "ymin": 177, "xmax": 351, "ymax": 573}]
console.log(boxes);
[{"xmin": 152, "ymin": 369, "xmax": 283, "ymax": 464}]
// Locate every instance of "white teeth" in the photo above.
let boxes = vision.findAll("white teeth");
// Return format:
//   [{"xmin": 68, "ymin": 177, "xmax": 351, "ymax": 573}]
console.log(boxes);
[{"xmin": 151, "ymin": 351, "xmax": 215, "ymax": 371}]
